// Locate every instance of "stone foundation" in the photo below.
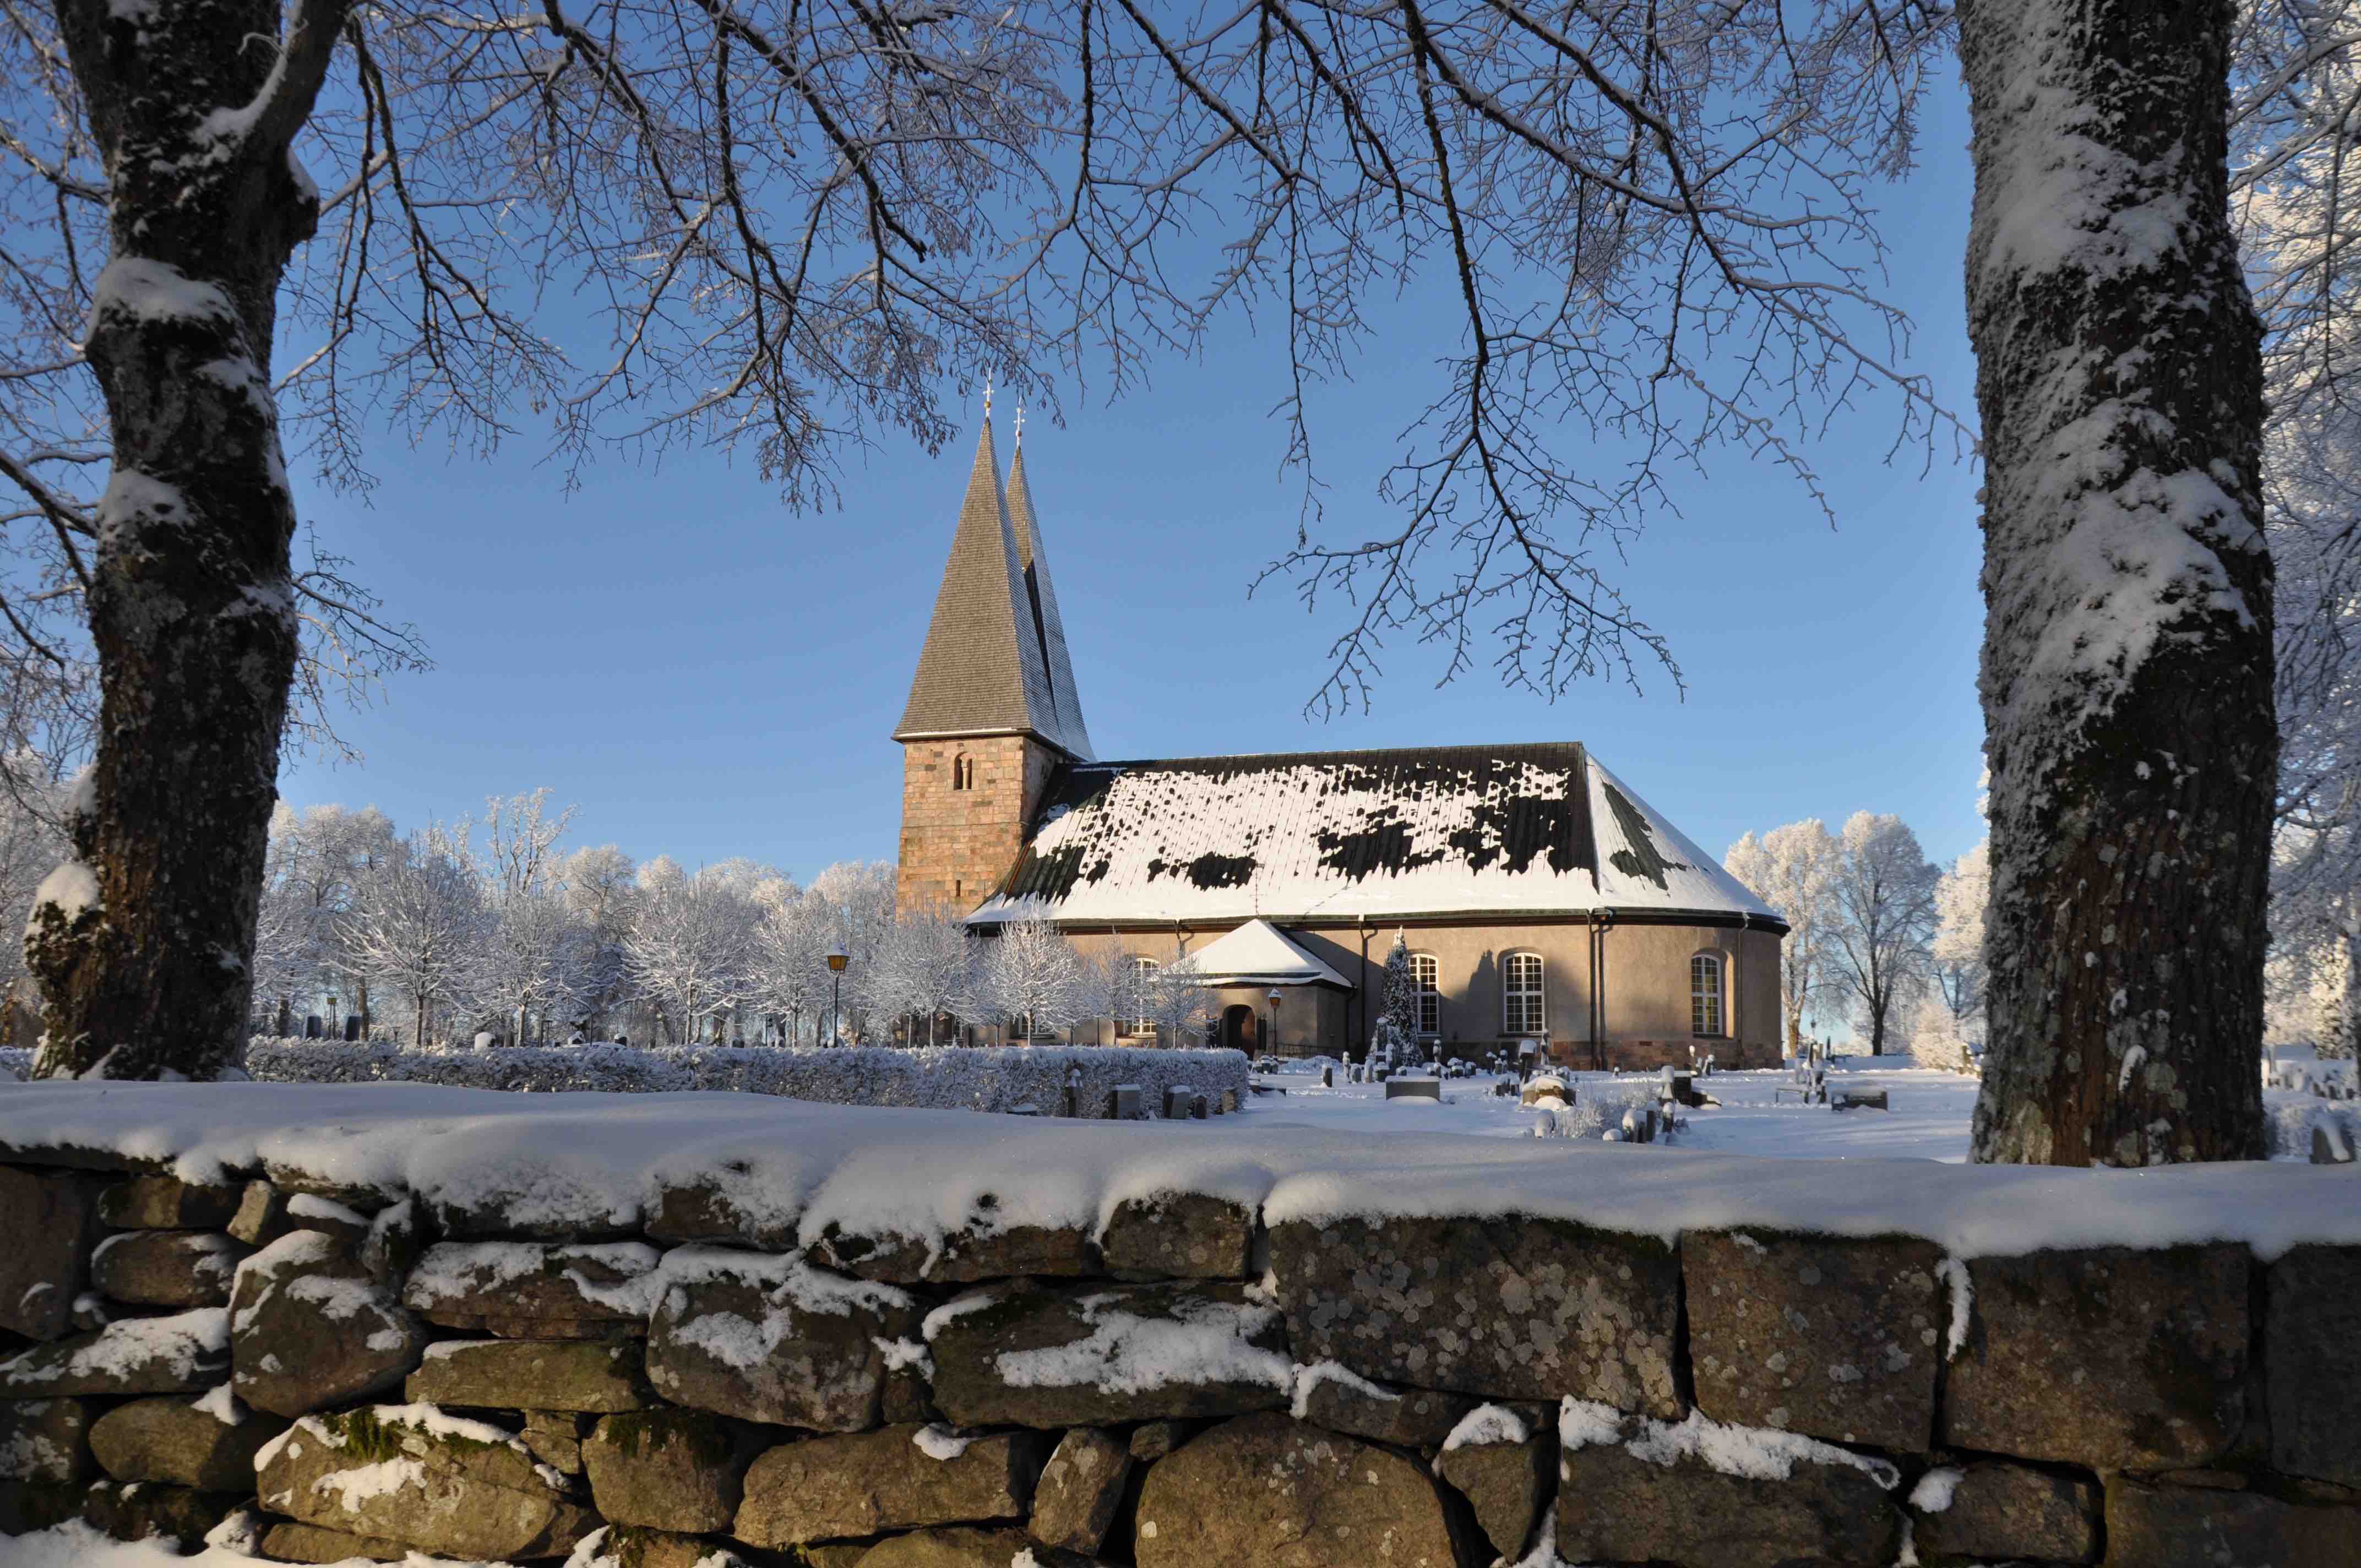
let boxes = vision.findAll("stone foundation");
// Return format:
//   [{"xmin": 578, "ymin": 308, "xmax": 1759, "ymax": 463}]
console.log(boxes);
[{"xmin": 2, "ymin": 1108, "xmax": 2359, "ymax": 1566}]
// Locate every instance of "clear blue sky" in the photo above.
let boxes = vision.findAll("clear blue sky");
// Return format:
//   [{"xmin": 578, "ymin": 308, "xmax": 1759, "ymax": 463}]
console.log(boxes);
[{"xmin": 279, "ymin": 79, "xmax": 1988, "ymax": 884}]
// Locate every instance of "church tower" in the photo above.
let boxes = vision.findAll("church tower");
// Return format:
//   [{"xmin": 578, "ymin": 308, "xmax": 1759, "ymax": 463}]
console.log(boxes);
[{"xmin": 893, "ymin": 406, "xmax": 1092, "ymax": 912}]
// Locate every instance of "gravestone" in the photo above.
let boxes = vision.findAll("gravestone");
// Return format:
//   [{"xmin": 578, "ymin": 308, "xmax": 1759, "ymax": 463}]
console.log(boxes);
[
  {"xmin": 1165, "ymin": 1086, "xmax": 1196, "ymax": 1120},
  {"xmin": 1385, "ymin": 1077, "xmax": 1442, "ymax": 1102},
  {"xmin": 343, "ymin": 1016, "xmax": 361, "ymax": 1043},
  {"xmin": 1108, "ymin": 1084, "xmax": 1142, "ymax": 1120},
  {"xmin": 304, "ymin": 1015, "xmax": 322, "ymax": 1039}
]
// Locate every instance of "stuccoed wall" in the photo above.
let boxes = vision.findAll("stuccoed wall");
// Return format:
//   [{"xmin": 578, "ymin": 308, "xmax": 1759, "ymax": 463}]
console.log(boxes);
[
  {"xmin": 239, "ymin": 1039, "xmax": 1249, "ymax": 1119},
  {"xmin": 0, "ymin": 1085, "xmax": 2357, "ymax": 1567}
]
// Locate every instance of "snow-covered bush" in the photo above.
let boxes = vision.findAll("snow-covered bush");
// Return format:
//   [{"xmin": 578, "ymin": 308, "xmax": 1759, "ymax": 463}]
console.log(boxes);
[
  {"xmin": 1529, "ymin": 1081, "xmax": 1658, "ymax": 1141},
  {"xmin": 241, "ymin": 1037, "xmax": 1248, "ymax": 1118},
  {"xmin": 0, "ymin": 1045, "xmax": 27, "ymax": 1081}
]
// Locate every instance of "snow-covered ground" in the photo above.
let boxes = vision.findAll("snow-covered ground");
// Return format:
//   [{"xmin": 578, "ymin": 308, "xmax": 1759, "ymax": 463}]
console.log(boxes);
[{"xmin": 1242, "ymin": 1054, "xmax": 1986, "ymax": 1162}]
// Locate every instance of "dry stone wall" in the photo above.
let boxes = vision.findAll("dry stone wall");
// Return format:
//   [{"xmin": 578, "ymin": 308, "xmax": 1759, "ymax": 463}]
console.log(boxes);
[{"xmin": 1, "ymin": 1139, "xmax": 2358, "ymax": 1565}]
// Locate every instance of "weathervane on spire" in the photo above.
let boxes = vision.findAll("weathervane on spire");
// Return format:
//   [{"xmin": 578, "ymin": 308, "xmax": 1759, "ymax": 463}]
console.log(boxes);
[
  {"xmin": 984, "ymin": 375, "xmax": 993, "ymax": 421},
  {"xmin": 1014, "ymin": 402, "xmax": 1025, "ymax": 447}
]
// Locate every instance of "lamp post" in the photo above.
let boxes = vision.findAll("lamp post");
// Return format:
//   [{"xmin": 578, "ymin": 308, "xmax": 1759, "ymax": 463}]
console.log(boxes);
[
  {"xmin": 1267, "ymin": 989, "xmax": 1283, "ymax": 1059},
  {"xmin": 826, "ymin": 946, "xmax": 850, "ymax": 1044}
]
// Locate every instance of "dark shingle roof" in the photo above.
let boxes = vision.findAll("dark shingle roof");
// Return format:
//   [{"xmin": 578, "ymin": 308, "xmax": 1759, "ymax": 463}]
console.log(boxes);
[
  {"xmin": 1005, "ymin": 444, "xmax": 1094, "ymax": 759},
  {"xmin": 969, "ymin": 742, "xmax": 1782, "ymax": 927},
  {"xmin": 893, "ymin": 419, "xmax": 1092, "ymax": 758}
]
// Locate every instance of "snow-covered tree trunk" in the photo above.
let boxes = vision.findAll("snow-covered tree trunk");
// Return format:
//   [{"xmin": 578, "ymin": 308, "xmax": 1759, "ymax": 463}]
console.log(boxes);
[
  {"xmin": 24, "ymin": 0, "xmax": 345, "ymax": 1079},
  {"xmin": 1963, "ymin": 0, "xmax": 2272, "ymax": 1163}
]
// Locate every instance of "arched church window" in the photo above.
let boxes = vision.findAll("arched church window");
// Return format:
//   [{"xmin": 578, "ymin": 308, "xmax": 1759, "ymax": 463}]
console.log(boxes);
[
  {"xmin": 1411, "ymin": 952, "xmax": 1440, "ymax": 1035},
  {"xmin": 952, "ymin": 753, "xmax": 976, "ymax": 790},
  {"xmin": 1691, "ymin": 953, "xmax": 1724, "ymax": 1037},
  {"xmin": 1503, "ymin": 952, "xmax": 1545, "ymax": 1034}
]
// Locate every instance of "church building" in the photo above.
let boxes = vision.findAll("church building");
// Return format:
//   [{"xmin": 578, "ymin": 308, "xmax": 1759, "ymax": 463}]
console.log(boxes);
[{"xmin": 894, "ymin": 410, "xmax": 1787, "ymax": 1069}]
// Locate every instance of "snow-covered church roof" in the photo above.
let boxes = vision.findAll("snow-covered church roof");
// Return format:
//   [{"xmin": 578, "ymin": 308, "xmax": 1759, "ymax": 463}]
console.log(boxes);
[
  {"xmin": 969, "ymin": 743, "xmax": 1783, "ymax": 929},
  {"xmin": 1183, "ymin": 919, "xmax": 1354, "ymax": 989}
]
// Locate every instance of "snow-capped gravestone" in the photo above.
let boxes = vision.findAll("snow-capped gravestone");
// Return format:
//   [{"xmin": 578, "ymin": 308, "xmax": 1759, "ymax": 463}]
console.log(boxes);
[
  {"xmin": 255, "ymin": 1405, "xmax": 599, "ymax": 1560},
  {"xmin": 927, "ymin": 1281, "xmax": 1292, "ymax": 1428},
  {"xmin": 644, "ymin": 1248, "xmax": 917, "ymax": 1430},
  {"xmin": 1942, "ymin": 1244, "xmax": 2249, "ymax": 1468},
  {"xmin": 1269, "ymin": 1212, "xmax": 1682, "ymax": 1417},
  {"xmin": 230, "ymin": 1232, "xmax": 425, "ymax": 1418},
  {"xmin": 1133, "ymin": 1412, "xmax": 1467, "ymax": 1568},
  {"xmin": 1683, "ymin": 1228, "xmax": 1945, "ymax": 1451}
]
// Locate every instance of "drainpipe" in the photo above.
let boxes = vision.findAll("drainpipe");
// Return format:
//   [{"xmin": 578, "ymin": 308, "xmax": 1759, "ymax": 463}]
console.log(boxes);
[{"xmin": 1356, "ymin": 918, "xmax": 1370, "ymax": 1064}]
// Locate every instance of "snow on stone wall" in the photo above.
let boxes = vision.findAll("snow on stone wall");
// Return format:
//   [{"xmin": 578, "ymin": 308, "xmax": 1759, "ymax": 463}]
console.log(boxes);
[
  {"xmin": 238, "ymin": 1037, "xmax": 1249, "ymax": 1120},
  {"xmin": 2, "ymin": 1084, "xmax": 2358, "ymax": 1567}
]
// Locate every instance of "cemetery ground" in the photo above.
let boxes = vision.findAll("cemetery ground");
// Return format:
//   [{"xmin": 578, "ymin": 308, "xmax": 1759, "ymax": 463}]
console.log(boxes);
[{"xmin": 1242, "ymin": 1054, "xmax": 1989, "ymax": 1162}]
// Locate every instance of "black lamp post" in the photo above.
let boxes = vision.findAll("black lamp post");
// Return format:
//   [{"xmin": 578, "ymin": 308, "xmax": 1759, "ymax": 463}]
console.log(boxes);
[
  {"xmin": 826, "ymin": 946, "xmax": 850, "ymax": 1044},
  {"xmin": 1267, "ymin": 989, "xmax": 1283, "ymax": 1057}
]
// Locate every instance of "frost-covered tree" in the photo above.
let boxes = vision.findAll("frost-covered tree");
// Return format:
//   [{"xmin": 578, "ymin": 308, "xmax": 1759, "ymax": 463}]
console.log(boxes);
[
  {"xmin": 807, "ymin": 861, "xmax": 896, "ymax": 1043},
  {"xmin": 864, "ymin": 903, "xmax": 976, "ymax": 1047},
  {"xmin": 1370, "ymin": 936, "xmax": 1421, "ymax": 1065},
  {"xmin": 4, "ymin": 0, "xmax": 1958, "ymax": 1079},
  {"xmin": 1724, "ymin": 820, "xmax": 1842, "ymax": 1054},
  {"xmin": 339, "ymin": 825, "xmax": 483, "ymax": 1048},
  {"xmin": 1961, "ymin": 0, "xmax": 2273, "ymax": 1163},
  {"xmin": 978, "ymin": 915, "xmax": 1087, "ymax": 1043},
  {"xmin": 556, "ymin": 845, "xmax": 638, "ymax": 1039},
  {"xmin": 624, "ymin": 858, "xmax": 757, "ymax": 1046},
  {"xmin": 1824, "ymin": 813, "xmax": 1938, "ymax": 1055},
  {"xmin": 1925, "ymin": 843, "xmax": 1989, "ymax": 1066},
  {"xmin": 0, "ymin": 766, "xmax": 69, "ymax": 999},
  {"xmin": 748, "ymin": 878, "xmax": 826, "ymax": 1046},
  {"xmin": 1139, "ymin": 955, "xmax": 1214, "ymax": 1048}
]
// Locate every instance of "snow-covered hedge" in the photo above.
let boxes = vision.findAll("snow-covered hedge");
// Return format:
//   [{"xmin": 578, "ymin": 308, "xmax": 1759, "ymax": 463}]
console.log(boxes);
[
  {"xmin": 239, "ymin": 1036, "xmax": 1249, "ymax": 1118},
  {"xmin": 0, "ymin": 1045, "xmax": 25, "ymax": 1081}
]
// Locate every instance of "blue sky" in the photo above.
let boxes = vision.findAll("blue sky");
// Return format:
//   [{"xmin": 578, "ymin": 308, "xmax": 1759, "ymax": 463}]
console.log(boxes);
[{"xmin": 279, "ymin": 78, "xmax": 1988, "ymax": 884}]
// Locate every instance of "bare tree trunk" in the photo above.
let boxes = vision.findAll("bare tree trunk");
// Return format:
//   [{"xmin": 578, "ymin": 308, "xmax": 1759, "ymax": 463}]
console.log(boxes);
[
  {"xmin": 26, "ymin": 0, "xmax": 346, "ymax": 1080},
  {"xmin": 1963, "ymin": 0, "xmax": 2271, "ymax": 1163}
]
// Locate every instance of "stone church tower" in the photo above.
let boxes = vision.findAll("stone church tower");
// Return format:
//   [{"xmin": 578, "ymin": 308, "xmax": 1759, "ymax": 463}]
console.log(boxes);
[{"xmin": 893, "ymin": 410, "xmax": 1093, "ymax": 912}]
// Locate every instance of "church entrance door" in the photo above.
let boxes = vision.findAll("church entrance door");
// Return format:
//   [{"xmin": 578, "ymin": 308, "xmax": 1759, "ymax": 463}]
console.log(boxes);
[{"xmin": 1221, "ymin": 1004, "xmax": 1259, "ymax": 1053}]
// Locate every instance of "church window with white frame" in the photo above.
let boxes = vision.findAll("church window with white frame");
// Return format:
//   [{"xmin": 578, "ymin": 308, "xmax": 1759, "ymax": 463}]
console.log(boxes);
[
  {"xmin": 1130, "ymin": 956, "xmax": 1160, "ymax": 1033},
  {"xmin": 1691, "ymin": 953, "xmax": 1724, "ymax": 1037},
  {"xmin": 1411, "ymin": 952, "xmax": 1440, "ymax": 1035},
  {"xmin": 1503, "ymin": 952, "xmax": 1545, "ymax": 1035}
]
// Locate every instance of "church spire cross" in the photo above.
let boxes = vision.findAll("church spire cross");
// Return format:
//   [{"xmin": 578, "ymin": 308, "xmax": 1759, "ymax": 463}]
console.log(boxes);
[
  {"xmin": 1014, "ymin": 402, "xmax": 1025, "ymax": 447},
  {"xmin": 984, "ymin": 375, "xmax": 993, "ymax": 421}
]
